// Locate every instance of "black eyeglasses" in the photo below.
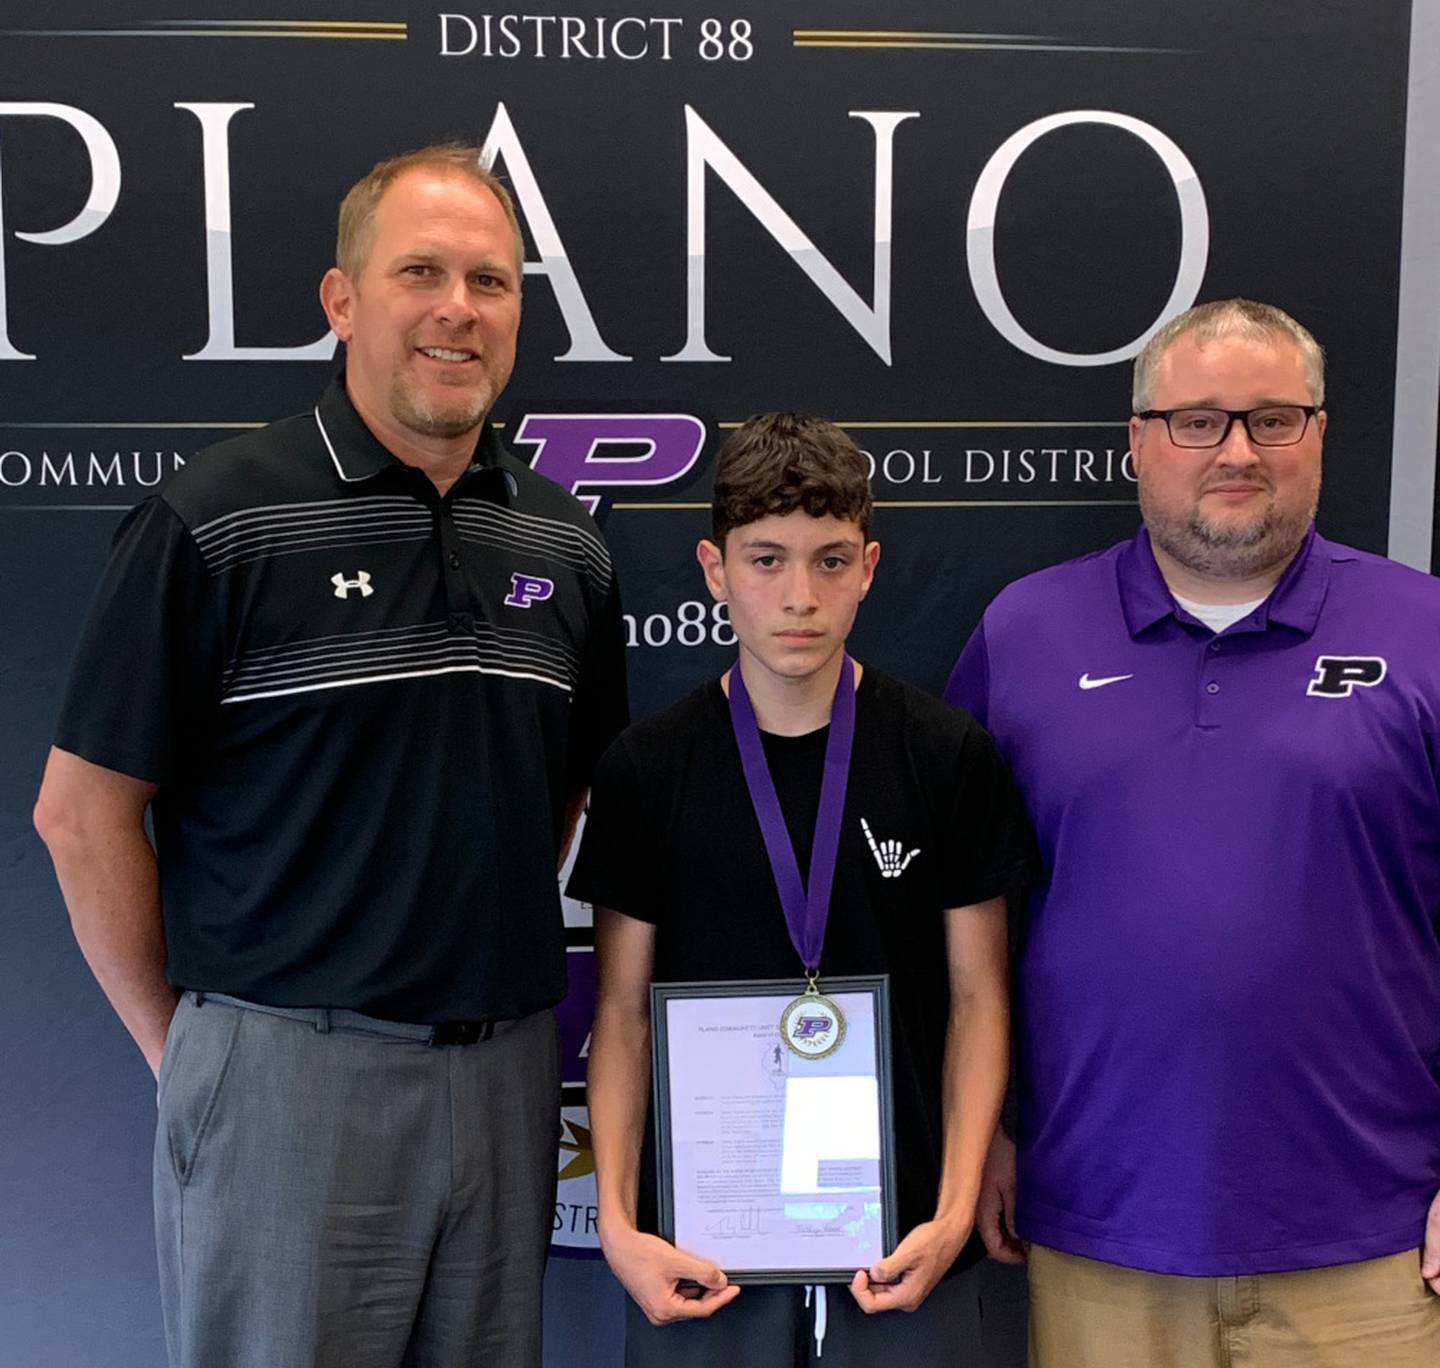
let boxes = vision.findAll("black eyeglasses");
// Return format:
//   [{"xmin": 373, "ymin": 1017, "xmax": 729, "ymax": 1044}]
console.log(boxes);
[{"xmin": 1135, "ymin": 406, "xmax": 1319, "ymax": 449}]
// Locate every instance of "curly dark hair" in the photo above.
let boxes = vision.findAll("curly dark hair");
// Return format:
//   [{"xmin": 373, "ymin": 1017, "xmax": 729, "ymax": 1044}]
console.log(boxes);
[{"xmin": 711, "ymin": 412, "xmax": 872, "ymax": 546}]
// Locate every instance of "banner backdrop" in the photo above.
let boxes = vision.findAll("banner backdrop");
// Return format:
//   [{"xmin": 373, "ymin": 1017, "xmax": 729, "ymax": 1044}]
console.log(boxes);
[{"xmin": 2, "ymin": 3, "xmax": 1433, "ymax": 1364}]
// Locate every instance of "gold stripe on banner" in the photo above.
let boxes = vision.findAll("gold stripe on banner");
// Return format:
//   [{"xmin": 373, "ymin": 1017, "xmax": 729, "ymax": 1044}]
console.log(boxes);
[
  {"xmin": 5, "ymin": 422, "xmax": 266, "ymax": 429},
  {"xmin": 612, "ymin": 499, "xmax": 1137, "ymax": 510},
  {"xmin": 5, "ymin": 419, "xmax": 508, "ymax": 428},
  {"xmin": 792, "ymin": 30, "xmax": 1178, "ymax": 54},
  {"xmin": 4, "ymin": 34, "xmax": 408, "ymax": 42},
  {"xmin": 718, "ymin": 421, "xmax": 1128, "ymax": 430},
  {"xmin": 12, "ymin": 420, "xmax": 1113, "ymax": 431},
  {"xmin": 13, "ymin": 500, "xmax": 1140, "ymax": 512},
  {"xmin": 154, "ymin": 19, "xmax": 407, "ymax": 28},
  {"xmin": 796, "ymin": 30, "xmax": 1058, "ymax": 40},
  {"xmin": 5, "ymin": 20, "xmax": 407, "ymax": 40},
  {"xmin": 874, "ymin": 498, "xmax": 1138, "ymax": 508}
]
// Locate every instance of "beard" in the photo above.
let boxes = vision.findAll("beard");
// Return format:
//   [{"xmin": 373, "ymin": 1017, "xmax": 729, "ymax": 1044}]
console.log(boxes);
[
  {"xmin": 389, "ymin": 370, "xmax": 495, "ymax": 440},
  {"xmin": 1142, "ymin": 474, "xmax": 1319, "ymax": 581}
]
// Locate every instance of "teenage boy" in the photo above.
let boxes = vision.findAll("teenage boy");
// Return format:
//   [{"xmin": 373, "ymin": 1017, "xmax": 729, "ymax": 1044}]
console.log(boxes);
[{"xmin": 569, "ymin": 412, "xmax": 1038, "ymax": 1366}]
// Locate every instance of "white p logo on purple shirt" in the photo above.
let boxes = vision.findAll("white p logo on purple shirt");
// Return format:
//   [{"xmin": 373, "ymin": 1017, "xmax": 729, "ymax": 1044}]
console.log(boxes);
[{"xmin": 505, "ymin": 572, "xmax": 555, "ymax": 609}]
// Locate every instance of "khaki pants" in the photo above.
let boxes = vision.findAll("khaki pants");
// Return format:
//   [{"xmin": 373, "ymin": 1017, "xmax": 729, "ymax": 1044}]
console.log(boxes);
[{"xmin": 1029, "ymin": 1243, "xmax": 1440, "ymax": 1368}]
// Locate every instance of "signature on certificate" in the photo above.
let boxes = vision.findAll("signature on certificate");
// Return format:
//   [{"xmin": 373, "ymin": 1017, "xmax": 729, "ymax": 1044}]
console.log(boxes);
[{"xmin": 704, "ymin": 1206, "xmax": 765, "ymax": 1235}]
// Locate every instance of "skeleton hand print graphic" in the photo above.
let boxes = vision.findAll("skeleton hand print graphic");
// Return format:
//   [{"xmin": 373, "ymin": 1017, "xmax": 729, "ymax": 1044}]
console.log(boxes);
[{"xmin": 861, "ymin": 817, "xmax": 920, "ymax": 879}]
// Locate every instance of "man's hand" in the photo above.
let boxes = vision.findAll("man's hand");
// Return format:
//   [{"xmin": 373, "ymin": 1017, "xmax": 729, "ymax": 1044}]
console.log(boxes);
[
  {"xmin": 600, "ymin": 1225, "xmax": 741, "ymax": 1325},
  {"xmin": 976, "ymin": 1129, "xmax": 1025, "ymax": 1264},
  {"xmin": 849, "ymin": 1218, "xmax": 969, "ymax": 1314},
  {"xmin": 1422, "ymin": 1188, "xmax": 1440, "ymax": 1295}
]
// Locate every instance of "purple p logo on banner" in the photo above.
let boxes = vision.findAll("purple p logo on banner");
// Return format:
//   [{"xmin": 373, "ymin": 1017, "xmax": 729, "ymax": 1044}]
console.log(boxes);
[
  {"xmin": 505, "ymin": 572, "xmax": 555, "ymax": 608},
  {"xmin": 514, "ymin": 414, "xmax": 707, "ymax": 514}
]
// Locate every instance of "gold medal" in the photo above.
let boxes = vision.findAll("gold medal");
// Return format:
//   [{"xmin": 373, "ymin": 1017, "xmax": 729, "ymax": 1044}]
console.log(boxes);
[{"xmin": 779, "ymin": 975, "xmax": 847, "ymax": 1060}]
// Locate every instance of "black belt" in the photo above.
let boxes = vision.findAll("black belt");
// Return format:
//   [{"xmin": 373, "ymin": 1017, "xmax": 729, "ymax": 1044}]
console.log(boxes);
[{"xmin": 191, "ymin": 991, "xmax": 496, "ymax": 1046}]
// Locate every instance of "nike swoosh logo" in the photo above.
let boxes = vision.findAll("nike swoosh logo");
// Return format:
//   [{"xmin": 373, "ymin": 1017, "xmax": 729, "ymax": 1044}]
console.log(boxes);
[{"xmin": 1078, "ymin": 673, "xmax": 1134, "ymax": 690}]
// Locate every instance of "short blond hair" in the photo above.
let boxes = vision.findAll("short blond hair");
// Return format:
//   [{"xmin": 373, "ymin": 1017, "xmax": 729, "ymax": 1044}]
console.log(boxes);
[
  {"xmin": 335, "ymin": 143, "xmax": 524, "ymax": 279},
  {"xmin": 1132, "ymin": 298, "xmax": 1325, "ymax": 410}
]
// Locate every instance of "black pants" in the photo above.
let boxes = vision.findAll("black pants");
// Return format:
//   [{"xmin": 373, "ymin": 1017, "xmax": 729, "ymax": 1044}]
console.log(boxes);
[{"xmin": 622, "ymin": 1264, "xmax": 990, "ymax": 1368}]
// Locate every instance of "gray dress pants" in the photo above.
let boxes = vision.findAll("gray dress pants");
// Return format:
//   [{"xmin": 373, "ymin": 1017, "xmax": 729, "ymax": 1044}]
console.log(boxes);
[{"xmin": 154, "ymin": 992, "xmax": 560, "ymax": 1368}]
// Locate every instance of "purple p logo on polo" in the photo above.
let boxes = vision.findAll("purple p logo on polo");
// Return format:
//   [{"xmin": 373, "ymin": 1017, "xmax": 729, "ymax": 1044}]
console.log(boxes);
[
  {"xmin": 505, "ymin": 572, "xmax": 555, "ymax": 608},
  {"xmin": 514, "ymin": 414, "xmax": 707, "ymax": 514},
  {"xmin": 792, "ymin": 1015, "xmax": 833, "ymax": 1041}
]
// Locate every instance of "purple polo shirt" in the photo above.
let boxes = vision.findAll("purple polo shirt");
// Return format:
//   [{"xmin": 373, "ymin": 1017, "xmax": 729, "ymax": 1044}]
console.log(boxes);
[{"xmin": 947, "ymin": 526, "xmax": 1440, "ymax": 1275}]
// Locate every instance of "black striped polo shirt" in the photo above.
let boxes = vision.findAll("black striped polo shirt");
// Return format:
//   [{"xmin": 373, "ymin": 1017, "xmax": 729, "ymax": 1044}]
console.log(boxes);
[{"xmin": 55, "ymin": 377, "xmax": 628, "ymax": 1021}]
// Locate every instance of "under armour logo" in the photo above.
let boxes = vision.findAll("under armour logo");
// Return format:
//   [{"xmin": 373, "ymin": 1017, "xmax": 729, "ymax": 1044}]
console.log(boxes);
[
  {"xmin": 1307, "ymin": 655, "xmax": 1387, "ymax": 698},
  {"xmin": 862, "ymin": 817, "xmax": 920, "ymax": 879},
  {"xmin": 331, "ymin": 571, "xmax": 374, "ymax": 599},
  {"xmin": 504, "ymin": 572, "xmax": 555, "ymax": 608}
]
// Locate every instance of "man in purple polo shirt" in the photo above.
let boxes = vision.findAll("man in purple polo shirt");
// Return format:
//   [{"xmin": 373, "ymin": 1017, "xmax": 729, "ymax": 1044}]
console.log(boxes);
[{"xmin": 946, "ymin": 298, "xmax": 1440, "ymax": 1367}]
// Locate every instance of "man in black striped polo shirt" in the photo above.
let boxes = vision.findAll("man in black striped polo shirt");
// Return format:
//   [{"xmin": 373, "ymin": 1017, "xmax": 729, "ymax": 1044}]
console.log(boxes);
[{"xmin": 35, "ymin": 144, "xmax": 627, "ymax": 1368}]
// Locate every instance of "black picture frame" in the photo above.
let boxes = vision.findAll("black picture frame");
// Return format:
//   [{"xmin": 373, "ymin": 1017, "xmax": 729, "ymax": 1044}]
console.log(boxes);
[{"xmin": 650, "ymin": 974, "xmax": 898, "ymax": 1285}]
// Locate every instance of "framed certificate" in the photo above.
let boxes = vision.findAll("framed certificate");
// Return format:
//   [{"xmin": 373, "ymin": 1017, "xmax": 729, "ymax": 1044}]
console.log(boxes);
[{"xmin": 651, "ymin": 975, "xmax": 898, "ymax": 1285}]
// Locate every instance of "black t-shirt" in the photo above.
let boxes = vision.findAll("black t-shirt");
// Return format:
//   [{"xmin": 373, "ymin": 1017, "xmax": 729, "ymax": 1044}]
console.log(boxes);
[{"xmin": 568, "ymin": 665, "xmax": 1039, "ymax": 1271}]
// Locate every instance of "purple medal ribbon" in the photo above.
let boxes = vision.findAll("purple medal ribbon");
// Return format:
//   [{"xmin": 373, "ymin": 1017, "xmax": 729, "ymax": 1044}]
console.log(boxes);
[{"xmin": 727, "ymin": 653, "xmax": 856, "ymax": 975}]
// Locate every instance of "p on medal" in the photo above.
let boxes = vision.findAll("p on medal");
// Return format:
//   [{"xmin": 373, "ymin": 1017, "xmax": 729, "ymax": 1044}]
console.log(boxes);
[{"xmin": 779, "ymin": 973, "xmax": 847, "ymax": 1060}]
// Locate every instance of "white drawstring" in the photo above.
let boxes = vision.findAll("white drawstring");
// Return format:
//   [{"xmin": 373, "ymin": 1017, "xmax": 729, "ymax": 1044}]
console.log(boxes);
[{"xmin": 803, "ymin": 1284, "xmax": 828, "ymax": 1357}]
